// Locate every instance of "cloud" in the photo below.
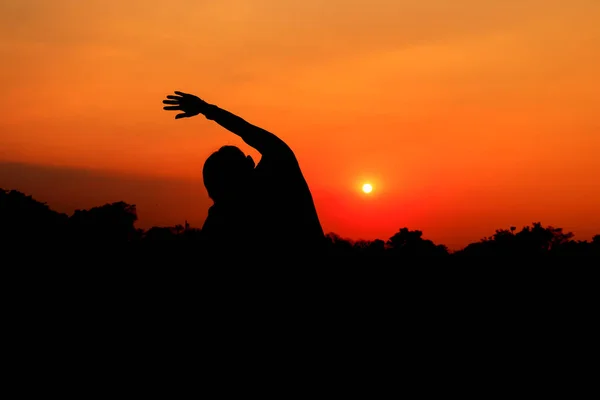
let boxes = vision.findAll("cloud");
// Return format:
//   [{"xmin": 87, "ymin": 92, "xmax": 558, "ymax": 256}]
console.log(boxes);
[{"xmin": 0, "ymin": 161, "xmax": 210, "ymax": 228}]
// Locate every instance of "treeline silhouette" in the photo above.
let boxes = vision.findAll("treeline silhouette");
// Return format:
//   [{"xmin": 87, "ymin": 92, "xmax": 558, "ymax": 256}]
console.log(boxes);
[{"xmin": 1, "ymin": 188, "xmax": 599, "ymax": 261}]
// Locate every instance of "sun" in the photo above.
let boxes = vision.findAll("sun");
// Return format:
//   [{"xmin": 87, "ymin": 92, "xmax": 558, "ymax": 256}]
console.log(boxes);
[{"xmin": 362, "ymin": 183, "xmax": 373, "ymax": 194}]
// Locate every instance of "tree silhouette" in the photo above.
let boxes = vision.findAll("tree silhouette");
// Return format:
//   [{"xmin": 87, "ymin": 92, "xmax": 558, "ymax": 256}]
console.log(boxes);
[
  {"xmin": 458, "ymin": 222, "xmax": 581, "ymax": 258},
  {"xmin": 0, "ymin": 188, "xmax": 68, "ymax": 245},
  {"xmin": 1, "ymin": 188, "xmax": 599, "ymax": 262},
  {"xmin": 69, "ymin": 201, "xmax": 138, "ymax": 245},
  {"xmin": 386, "ymin": 228, "xmax": 449, "ymax": 257}
]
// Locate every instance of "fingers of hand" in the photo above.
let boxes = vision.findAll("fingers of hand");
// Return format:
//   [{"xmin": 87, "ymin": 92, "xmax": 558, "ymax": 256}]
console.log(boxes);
[
  {"xmin": 163, "ymin": 93, "xmax": 184, "ymax": 107},
  {"xmin": 163, "ymin": 91, "xmax": 195, "ymax": 116}
]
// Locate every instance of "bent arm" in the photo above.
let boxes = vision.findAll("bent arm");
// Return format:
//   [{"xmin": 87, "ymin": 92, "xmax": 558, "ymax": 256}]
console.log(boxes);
[{"xmin": 202, "ymin": 104, "xmax": 292, "ymax": 157}]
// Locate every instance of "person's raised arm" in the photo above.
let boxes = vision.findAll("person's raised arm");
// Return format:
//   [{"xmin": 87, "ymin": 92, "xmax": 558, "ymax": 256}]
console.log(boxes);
[{"xmin": 162, "ymin": 91, "xmax": 292, "ymax": 157}]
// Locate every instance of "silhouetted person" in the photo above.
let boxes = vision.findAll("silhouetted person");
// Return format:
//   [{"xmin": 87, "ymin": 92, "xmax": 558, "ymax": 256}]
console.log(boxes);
[{"xmin": 162, "ymin": 91, "xmax": 325, "ymax": 257}]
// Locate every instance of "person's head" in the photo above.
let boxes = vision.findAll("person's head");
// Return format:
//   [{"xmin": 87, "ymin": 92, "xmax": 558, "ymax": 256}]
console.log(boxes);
[{"xmin": 202, "ymin": 145, "xmax": 255, "ymax": 203}]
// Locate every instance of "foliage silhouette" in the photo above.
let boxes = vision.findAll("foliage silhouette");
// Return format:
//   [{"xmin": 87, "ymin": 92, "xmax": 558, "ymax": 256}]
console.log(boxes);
[
  {"xmin": 0, "ymin": 188, "xmax": 68, "ymax": 245},
  {"xmin": 1, "ymin": 188, "xmax": 599, "ymax": 262},
  {"xmin": 69, "ymin": 201, "xmax": 138, "ymax": 245}
]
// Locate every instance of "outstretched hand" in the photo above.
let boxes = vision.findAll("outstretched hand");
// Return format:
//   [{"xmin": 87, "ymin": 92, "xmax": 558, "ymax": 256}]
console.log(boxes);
[{"xmin": 162, "ymin": 91, "xmax": 206, "ymax": 119}]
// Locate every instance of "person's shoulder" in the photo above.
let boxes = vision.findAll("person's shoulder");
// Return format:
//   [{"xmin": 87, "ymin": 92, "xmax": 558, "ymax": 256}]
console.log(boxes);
[{"xmin": 256, "ymin": 150, "xmax": 300, "ymax": 173}]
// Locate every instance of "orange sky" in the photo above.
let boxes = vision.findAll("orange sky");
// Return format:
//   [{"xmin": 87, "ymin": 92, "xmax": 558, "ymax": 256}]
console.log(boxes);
[{"xmin": 1, "ymin": 0, "xmax": 599, "ymax": 250}]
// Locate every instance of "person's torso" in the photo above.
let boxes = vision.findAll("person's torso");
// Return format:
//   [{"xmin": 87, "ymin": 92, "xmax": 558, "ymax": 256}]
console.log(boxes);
[
  {"xmin": 252, "ymin": 156, "xmax": 324, "ymax": 253},
  {"xmin": 201, "ymin": 154, "xmax": 325, "ymax": 256}
]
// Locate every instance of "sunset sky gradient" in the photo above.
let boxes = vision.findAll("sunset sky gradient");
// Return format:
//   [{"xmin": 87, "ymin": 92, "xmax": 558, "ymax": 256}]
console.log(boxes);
[{"xmin": 1, "ymin": 0, "xmax": 599, "ymax": 249}]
